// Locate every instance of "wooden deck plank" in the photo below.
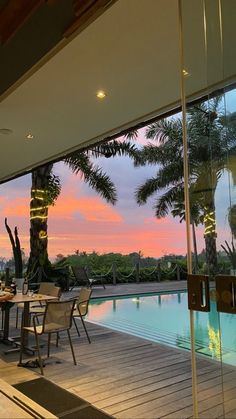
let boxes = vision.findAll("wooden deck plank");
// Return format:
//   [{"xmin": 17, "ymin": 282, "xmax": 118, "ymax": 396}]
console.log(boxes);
[
  {"xmin": 106, "ymin": 368, "xmax": 226, "ymax": 417},
  {"xmin": 159, "ymin": 371, "xmax": 236, "ymax": 419}
]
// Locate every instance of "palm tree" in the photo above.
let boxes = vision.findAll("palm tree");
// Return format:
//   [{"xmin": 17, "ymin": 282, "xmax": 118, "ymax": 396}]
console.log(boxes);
[
  {"xmin": 133, "ymin": 98, "xmax": 236, "ymax": 273},
  {"xmin": 27, "ymin": 139, "xmax": 137, "ymax": 277},
  {"xmin": 228, "ymin": 204, "xmax": 236, "ymax": 239},
  {"xmin": 171, "ymin": 192, "xmax": 204, "ymax": 272}
]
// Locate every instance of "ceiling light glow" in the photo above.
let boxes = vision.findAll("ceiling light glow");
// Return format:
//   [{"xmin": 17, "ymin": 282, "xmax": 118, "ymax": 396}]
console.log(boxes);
[
  {"xmin": 182, "ymin": 69, "xmax": 189, "ymax": 76},
  {"xmin": 26, "ymin": 133, "xmax": 34, "ymax": 139},
  {"xmin": 96, "ymin": 91, "xmax": 106, "ymax": 99}
]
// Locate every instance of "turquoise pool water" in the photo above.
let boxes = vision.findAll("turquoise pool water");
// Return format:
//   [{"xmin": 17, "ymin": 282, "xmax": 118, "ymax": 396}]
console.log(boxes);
[{"xmin": 86, "ymin": 291, "xmax": 236, "ymax": 366}]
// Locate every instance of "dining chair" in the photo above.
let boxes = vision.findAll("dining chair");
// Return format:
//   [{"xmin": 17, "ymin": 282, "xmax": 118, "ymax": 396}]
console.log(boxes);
[
  {"xmin": 15, "ymin": 283, "xmax": 61, "ymax": 328},
  {"xmin": 19, "ymin": 298, "xmax": 77, "ymax": 375},
  {"xmin": 73, "ymin": 287, "xmax": 92, "ymax": 343}
]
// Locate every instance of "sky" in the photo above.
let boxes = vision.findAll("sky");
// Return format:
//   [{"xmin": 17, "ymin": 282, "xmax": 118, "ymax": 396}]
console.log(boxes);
[
  {"xmin": 0, "ymin": 129, "xmax": 190, "ymax": 260},
  {"xmin": 0, "ymin": 90, "xmax": 235, "ymax": 261}
]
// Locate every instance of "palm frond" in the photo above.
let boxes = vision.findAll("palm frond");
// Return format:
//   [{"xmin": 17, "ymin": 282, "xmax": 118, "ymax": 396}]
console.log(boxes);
[
  {"xmin": 46, "ymin": 172, "xmax": 62, "ymax": 206},
  {"xmin": 89, "ymin": 140, "xmax": 138, "ymax": 160},
  {"xmin": 146, "ymin": 118, "xmax": 183, "ymax": 145},
  {"xmin": 124, "ymin": 130, "xmax": 139, "ymax": 140},
  {"xmin": 134, "ymin": 139, "xmax": 183, "ymax": 167},
  {"xmin": 154, "ymin": 185, "xmax": 183, "ymax": 218},
  {"xmin": 135, "ymin": 177, "xmax": 161, "ymax": 205},
  {"xmin": 155, "ymin": 161, "xmax": 183, "ymax": 187},
  {"xmin": 134, "ymin": 144, "xmax": 166, "ymax": 167},
  {"xmin": 64, "ymin": 152, "xmax": 117, "ymax": 204}
]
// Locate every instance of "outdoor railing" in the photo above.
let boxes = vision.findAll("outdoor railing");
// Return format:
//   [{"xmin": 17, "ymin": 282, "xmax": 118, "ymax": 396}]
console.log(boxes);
[
  {"xmin": 89, "ymin": 262, "xmax": 188, "ymax": 285},
  {"xmin": 3, "ymin": 261, "xmax": 188, "ymax": 291}
]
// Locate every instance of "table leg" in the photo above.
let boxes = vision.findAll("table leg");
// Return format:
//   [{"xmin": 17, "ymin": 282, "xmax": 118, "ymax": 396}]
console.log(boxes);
[
  {"xmin": 3, "ymin": 303, "xmax": 10, "ymax": 341},
  {"xmin": 4, "ymin": 301, "xmax": 34, "ymax": 355},
  {"xmin": 0, "ymin": 302, "xmax": 15, "ymax": 343},
  {"xmin": 21, "ymin": 301, "xmax": 30, "ymax": 348}
]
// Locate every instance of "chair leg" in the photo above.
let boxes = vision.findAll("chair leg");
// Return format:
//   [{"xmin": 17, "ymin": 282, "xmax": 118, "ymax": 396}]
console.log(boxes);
[
  {"xmin": 15, "ymin": 307, "xmax": 19, "ymax": 328},
  {"xmin": 56, "ymin": 332, "xmax": 60, "ymax": 347},
  {"xmin": 72, "ymin": 317, "xmax": 80, "ymax": 337},
  {"xmin": 2, "ymin": 309, "xmax": 4, "ymax": 329},
  {"xmin": 18, "ymin": 325, "xmax": 25, "ymax": 365},
  {"xmin": 34, "ymin": 331, "xmax": 44, "ymax": 375},
  {"xmin": 67, "ymin": 329, "xmax": 77, "ymax": 365},
  {"xmin": 80, "ymin": 316, "xmax": 91, "ymax": 344},
  {"xmin": 47, "ymin": 333, "xmax": 51, "ymax": 358}
]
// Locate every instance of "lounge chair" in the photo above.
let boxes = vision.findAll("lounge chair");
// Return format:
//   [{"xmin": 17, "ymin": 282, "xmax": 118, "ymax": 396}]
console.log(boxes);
[{"xmin": 70, "ymin": 266, "xmax": 105, "ymax": 290}]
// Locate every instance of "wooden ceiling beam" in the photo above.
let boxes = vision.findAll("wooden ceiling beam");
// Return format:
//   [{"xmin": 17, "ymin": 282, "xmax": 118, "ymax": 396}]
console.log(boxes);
[
  {"xmin": 64, "ymin": 0, "xmax": 117, "ymax": 38},
  {"xmin": 0, "ymin": 0, "xmax": 44, "ymax": 45}
]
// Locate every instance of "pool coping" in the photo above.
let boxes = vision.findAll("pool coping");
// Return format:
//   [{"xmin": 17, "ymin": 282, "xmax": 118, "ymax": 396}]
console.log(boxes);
[
  {"xmin": 90, "ymin": 288, "xmax": 188, "ymax": 300},
  {"xmin": 70, "ymin": 280, "xmax": 188, "ymax": 300}
]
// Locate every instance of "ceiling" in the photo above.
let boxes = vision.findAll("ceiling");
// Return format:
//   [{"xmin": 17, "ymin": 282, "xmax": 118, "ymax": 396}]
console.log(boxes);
[{"xmin": 0, "ymin": 0, "xmax": 235, "ymax": 183}]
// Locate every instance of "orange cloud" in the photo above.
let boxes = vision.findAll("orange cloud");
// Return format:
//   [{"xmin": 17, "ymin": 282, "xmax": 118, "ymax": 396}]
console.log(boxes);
[
  {"xmin": 50, "ymin": 196, "xmax": 122, "ymax": 223},
  {"xmin": 0, "ymin": 198, "xmax": 29, "ymax": 218}
]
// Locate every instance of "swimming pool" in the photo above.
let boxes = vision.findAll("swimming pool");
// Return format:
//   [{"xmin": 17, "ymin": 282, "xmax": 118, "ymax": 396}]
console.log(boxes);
[{"xmin": 86, "ymin": 291, "xmax": 236, "ymax": 366}]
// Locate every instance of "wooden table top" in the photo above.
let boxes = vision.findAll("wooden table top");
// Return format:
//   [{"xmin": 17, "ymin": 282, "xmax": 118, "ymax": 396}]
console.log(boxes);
[{"xmin": 11, "ymin": 293, "xmax": 58, "ymax": 304}]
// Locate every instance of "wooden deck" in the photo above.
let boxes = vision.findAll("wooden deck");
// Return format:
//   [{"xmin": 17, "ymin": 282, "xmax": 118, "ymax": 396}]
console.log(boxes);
[{"xmin": 1, "ymin": 282, "xmax": 236, "ymax": 418}]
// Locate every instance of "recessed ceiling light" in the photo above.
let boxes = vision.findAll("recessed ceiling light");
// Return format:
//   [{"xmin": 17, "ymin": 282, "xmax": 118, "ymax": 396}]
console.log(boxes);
[
  {"xmin": 0, "ymin": 128, "xmax": 13, "ymax": 135},
  {"xmin": 182, "ymin": 69, "xmax": 189, "ymax": 76},
  {"xmin": 26, "ymin": 133, "xmax": 34, "ymax": 139},
  {"xmin": 96, "ymin": 90, "xmax": 106, "ymax": 99}
]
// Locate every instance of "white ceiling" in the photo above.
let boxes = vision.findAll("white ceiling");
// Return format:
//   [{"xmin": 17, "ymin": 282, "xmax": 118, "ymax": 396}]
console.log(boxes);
[{"xmin": 0, "ymin": 0, "xmax": 235, "ymax": 183}]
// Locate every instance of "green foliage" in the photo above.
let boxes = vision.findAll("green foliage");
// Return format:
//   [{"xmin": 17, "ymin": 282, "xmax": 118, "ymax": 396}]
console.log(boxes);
[
  {"xmin": 62, "ymin": 251, "xmax": 134, "ymax": 271},
  {"xmin": 45, "ymin": 172, "xmax": 61, "ymax": 206},
  {"xmin": 228, "ymin": 205, "xmax": 236, "ymax": 239},
  {"xmin": 221, "ymin": 240, "xmax": 236, "ymax": 270},
  {"xmin": 51, "ymin": 251, "xmax": 189, "ymax": 285}
]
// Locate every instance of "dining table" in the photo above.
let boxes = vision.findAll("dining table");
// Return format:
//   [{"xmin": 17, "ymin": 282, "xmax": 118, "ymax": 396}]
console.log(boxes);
[{"xmin": 2, "ymin": 292, "xmax": 58, "ymax": 354}]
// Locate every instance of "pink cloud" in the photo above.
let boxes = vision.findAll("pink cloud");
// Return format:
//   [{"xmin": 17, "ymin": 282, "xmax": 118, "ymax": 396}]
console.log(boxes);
[
  {"xmin": 2, "ymin": 198, "xmax": 29, "ymax": 217},
  {"xmin": 50, "ymin": 196, "xmax": 122, "ymax": 223}
]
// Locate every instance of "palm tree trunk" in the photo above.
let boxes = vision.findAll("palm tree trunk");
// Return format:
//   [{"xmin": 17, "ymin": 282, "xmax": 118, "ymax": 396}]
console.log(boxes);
[
  {"xmin": 204, "ymin": 204, "xmax": 217, "ymax": 274},
  {"xmin": 27, "ymin": 164, "xmax": 53, "ymax": 277},
  {"xmin": 191, "ymin": 222, "xmax": 199, "ymax": 273}
]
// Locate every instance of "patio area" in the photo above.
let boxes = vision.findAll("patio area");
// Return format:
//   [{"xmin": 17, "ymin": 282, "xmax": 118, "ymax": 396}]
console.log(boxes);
[{"xmin": 1, "ymin": 281, "xmax": 236, "ymax": 418}]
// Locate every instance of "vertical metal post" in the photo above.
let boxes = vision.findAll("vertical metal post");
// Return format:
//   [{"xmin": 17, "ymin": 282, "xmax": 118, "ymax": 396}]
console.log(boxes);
[
  {"xmin": 178, "ymin": 1, "xmax": 198, "ymax": 418},
  {"xmin": 176, "ymin": 264, "xmax": 181, "ymax": 281},
  {"xmin": 157, "ymin": 262, "xmax": 161, "ymax": 282},
  {"xmin": 136, "ymin": 262, "xmax": 140, "ymax": 283},
  {"xmin": 112, "ymin": 262, "xmax": 117, "ymax": 285}
]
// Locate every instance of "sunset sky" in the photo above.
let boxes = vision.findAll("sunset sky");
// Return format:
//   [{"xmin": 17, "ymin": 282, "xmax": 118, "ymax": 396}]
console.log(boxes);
[{"xmin": 0, "ymin": 116, "xmax": 233, "ymax": 262}]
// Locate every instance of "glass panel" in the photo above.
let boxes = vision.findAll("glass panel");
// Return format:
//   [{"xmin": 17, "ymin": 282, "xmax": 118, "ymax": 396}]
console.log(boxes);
[{"xmin": 180, "ymin": 0, "xmax": 236, "ymax": 417}]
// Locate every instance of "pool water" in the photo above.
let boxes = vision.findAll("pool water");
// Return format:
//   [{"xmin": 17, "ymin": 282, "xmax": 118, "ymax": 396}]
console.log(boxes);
[{"xmin": 86, "ymin": 291, "xmax": 236, "ymax": 366}]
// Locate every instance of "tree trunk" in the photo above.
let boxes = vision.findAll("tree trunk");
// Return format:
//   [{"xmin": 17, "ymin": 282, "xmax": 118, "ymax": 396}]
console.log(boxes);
[
  {"xmin": 191, "ymin": 222, "xmax": 199, "ymax": 273},
  {"xmin": 27, "ymin": 164, "xmax": 53, "ymax": 278},
  {"xmin": 204, "ymin": 204, "xmax": 217, "ymax": 274}
]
